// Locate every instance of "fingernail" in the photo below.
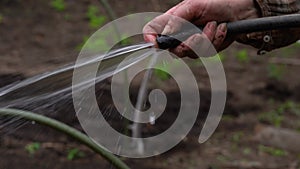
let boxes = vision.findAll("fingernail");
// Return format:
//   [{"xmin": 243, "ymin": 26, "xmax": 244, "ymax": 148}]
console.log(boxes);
[
  {"xmin": 219, "ymin": 23, "xmax": 227, "ymax": 32},
  {"xmin": 149, "ymin": 36, "xmax": 157, "ymax": 43},
  {"xmin": 162, "ymin": 24, "xmax": 172, "ymax": 35},
  {"xmin": 208, "ymin": 21, "xmax": 217, "ymax": 29}
]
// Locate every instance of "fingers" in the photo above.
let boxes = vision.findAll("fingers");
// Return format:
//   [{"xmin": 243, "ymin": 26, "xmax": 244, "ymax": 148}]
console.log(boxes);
[
  {"xmin": 202, "ymin": 21, "xmax": 217, "ymax": 41},
  {"xmin": 213, "ymin": 23, "xmax": 228, "ymax": 51},
  {"xmin": 170, "ymin": 21, "xmax": 228, "ymax": 58},
  {"xmin": 143, "ymin": 14, "xmax": 171, "ymax": 45},
  {"xmin": 169, "ymin": 33, "xmax": 211, "ymax": 58},
  {"xmin": 162, "ymin": 1, "xmax": 197, "ymax": 34},
  {"xmin": 143, "ymin": 12, "xmax": 231, "ymax": 58},
  {"xmin": 143, "ymin": 0, "xmax": 201, "ymax": 44}
]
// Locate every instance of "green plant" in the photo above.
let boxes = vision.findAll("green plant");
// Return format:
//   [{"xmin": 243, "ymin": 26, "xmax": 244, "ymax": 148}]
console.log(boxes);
[
  {"xmin": 67, "ymin": 148, "xmax": 85, "ymax": 160},
  {"xmin": 76, "ymin": 33, "xmax": 111, "ymax": 52},
  {"xmin": 231, "ymin": 131, "xmax": 244, "ymax": 143},
  {"xmin": 25, "ymin": 142, "xmax": 41, "ymax": 155},
  {"xmin": 243, "ymin": 147, "xmax": 252, "ymax": 155},
  {"xmin": 260, "ymin": 101, "xmax": 300, "ymax": 127},
  {"xmin": 267, "ymin": 63, "xmax": 285, "ymax": 80},
  {"xmin": 206, "ymin": 53, "xmax": 226, "ymax": 63},
  {"xmin": 51, "ymin": 0, "xmax": 65, "ymax": 12},
  {"xmin": 0, "ymin": 108, "xmax": 130, "ymax": 169},
  {"xmin": 222, "ymin": 115, "xmax": 234, "ymax": 121},
  {"xmin": 154, "ymin": 68, "xmax": 170, "ymax": 81},
  {"xmin": 216, "ymin": 155, "xmax": 230, "ymax": 163},
  {"xmin": 154, "ymin": 59, "xmax": 182, "ymax": 81},
  {"xmin": 235, "ymin": 49, "xmax": 249, "ymax": 63},
  {"xmin": 87, "ymin": 5, "xmax": 106, "ymax": 29},
  {"xmin": 279, "ymin": 101, "xmax": 300, "ymax": 116},
  {"xmin": 259, "ymin": 110, "xmax": 284, "ymax": 127},
  {"xmin": 258, "ymin": 145, "xmax": 287, "ymax": 156}
]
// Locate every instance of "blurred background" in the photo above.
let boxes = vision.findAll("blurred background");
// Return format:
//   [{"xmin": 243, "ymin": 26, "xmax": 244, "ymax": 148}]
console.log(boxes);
[{"xmin": 1, "ymin": 0, "xmax": 300, "ymax": 169}]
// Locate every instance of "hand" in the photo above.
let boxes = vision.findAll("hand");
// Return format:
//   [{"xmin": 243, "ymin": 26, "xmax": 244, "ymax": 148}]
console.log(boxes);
[{"xmin": 143, "ymin": 0, "xmax": 260, "ymax": 58}]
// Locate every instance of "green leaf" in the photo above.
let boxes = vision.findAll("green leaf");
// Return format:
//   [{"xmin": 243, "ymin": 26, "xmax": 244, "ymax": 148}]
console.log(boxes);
[
  {"xmin": 67, "ymin": 148, "xmax": 85, "ymax": 160},
  {"xmin": 51, "ymin": 0, "xmax": 65, "ymax": 12},
  {"xmin": 259, "ymin": 145, "xmax": 287, "ymax": 156},
  {"xmin": 267, "ymin": 64, "xmax": 285, "ymax": 80},
  {"xmin": 236, "ymin": 49, "xmax": 249, "ymax": 63},
  {"xmin": 87, "ymin": 5, "xmax": 106, "ymax": 29},
  {"xmin": 25, "ymin": 142, "xmax": 41, "ymax": 155}
]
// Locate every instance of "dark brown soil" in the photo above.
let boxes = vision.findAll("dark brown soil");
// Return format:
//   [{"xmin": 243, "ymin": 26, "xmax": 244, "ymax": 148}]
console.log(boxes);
[{"xmin": 1, "ymin": 1, "xmax": 300, "ymax": 169}]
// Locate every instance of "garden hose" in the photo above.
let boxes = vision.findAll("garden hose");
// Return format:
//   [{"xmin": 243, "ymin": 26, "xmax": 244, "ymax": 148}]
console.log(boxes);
[
  {"xmin": 0, "ymin": 108, "xmax": 130, "ymax": 169},
  {"xmin": 156, "ymin": 14, "xmax": 300, "ymax": 49}
]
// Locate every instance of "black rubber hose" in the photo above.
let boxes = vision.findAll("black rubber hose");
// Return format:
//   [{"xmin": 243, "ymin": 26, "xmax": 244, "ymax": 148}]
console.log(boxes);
[{"xmin": 156, "ymin": 14, "xmax": 300, "ymax": 49}]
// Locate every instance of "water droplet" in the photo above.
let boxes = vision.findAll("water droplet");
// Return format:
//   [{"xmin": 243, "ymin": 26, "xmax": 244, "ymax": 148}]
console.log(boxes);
[
  {"xmin": 149, "ymin": 112, "xmax": 155, "ymax": 125},
  {"xmin": 31, "ymin": 121, "xmax": 36, "ymax": 125}
]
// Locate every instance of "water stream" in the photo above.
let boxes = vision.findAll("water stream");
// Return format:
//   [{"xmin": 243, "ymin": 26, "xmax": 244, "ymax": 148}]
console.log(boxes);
[{"xmin": 0, "ymin": 43, "xmax": 155, "ymax": 136}]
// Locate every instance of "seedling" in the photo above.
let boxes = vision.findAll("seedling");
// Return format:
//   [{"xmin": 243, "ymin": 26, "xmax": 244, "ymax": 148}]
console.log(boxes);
[
  {"xmin": 279, "ymin": 101, "xmax": 300, "ymax": 116},
  {"xmin": 25, "ymin": 142, "xmax": 41, "ymax": 155},
  {"xmin": 77, "ymin": 34, "xmax": 110, "ymax": 52},
  {"xmin": 217, "ymin": 155, "xmax": 230, "ymax": 163},
  {"xmin": 222, "ymin": 115, "xmax": 234, "ymax": 121},
  {"xmin": 259, "ymin": 110, "xmax": 284, "ymax": 127},
  {"xmin": 235, "ymin": 49, "xmax": 249, "ymax": 63},
  {"xmin": 231, "ymin": 131, "xmax": 244, "ymax": 143},
  {"xmin": 67, "ymin": 148, "xmax": 85, "ymax": 160},
  {"xmin": 51, "ymin": 0, "xmax": 65, "ymax": 12},
  {"xmin": 258, "ymin": 145, "xmax": 287, "ymax": 156},
  {"xmin": 206, "ymin": 53, "xmax": 226, "ymax": 63},
  {"xmin": 87, "ymin": 5, "xmax": 106, "ymax": 29},
  {"xmin": 260, "ymin": 101, "xmax": 300, "ymax": 127},
  {"xmin": 154, "ymin": 60, "xmax": 182, "ymax": 81},
  {"xmin": 243, "ymin": 147, "xmax": 252, "ymax": 155},
  {"xmin": 267, "ymin": 63, "xmax": 285, "ymax": 80}
]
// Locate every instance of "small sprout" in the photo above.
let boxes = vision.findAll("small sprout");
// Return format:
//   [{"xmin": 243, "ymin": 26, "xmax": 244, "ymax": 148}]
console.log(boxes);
[
  {"xmin": 259, "ymin": 145, "xmax": 287, "ymax": 157},
  {"xmin": 154, "ymin": 62, "xmax": 171, "ymax": 81},
  {"xmin": 51, "ymin": 0, "xmax": 65, "ymax": 12},
  {"xmin": 207, "ymin": 53, "xmax": 226, "ymax": 63},
  {"xmin": 154, "ymin": 69, "xmax": 170, "ymax": 81},
  {"xmin": 236, "ymin": 49, "xmax": 249, "ymax": 63},
  {"xmin": 232, "ymin": 131, "xmax": 244, "ymax": 143},
  {"xmin": 217, "ymin": 155, "xmax": 230, "ymax": 163},
  {"xmin": 86, "ymin": 5, "xmax": 106, "ymax": 29},
  {"xmin": 222, "ymin": 115, "xmax": 234, "ymax": 121},
  {"xmin": 243, "ymin": 147, "xmax": 252, "ymax": 155},
  {"xmin": 259, "ymin": 101, "xmax": 300, "ymax": 127},
  {"xmin": 25, "ymin": 142, "xmax": 40, "ymax": 155},
  {"xmin": 259, "ymin": 110, "xmax": 284, "ymax": 127},
  {"xmin": 267, "ymin": 64, "xmax": 285, "ymax": 80},
  {"xmin": 67, "ymin": 148, "xmax": 85, "ymax": 160},
  {"xmin": 120, "ymin": 34, "xmax": 132, "ymax": 46}
]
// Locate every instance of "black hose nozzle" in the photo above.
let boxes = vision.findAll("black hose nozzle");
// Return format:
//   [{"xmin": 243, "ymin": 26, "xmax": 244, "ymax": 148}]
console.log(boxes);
[{"xmin": 156, "ymin": 14, "xmax": 300, "ymax": 49}]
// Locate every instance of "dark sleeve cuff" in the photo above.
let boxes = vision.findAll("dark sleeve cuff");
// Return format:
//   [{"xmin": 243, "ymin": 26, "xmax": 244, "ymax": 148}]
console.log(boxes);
[
  {"xmin": 236, "ymin": 0, "xmax": 300, "ymax": 55},
  {"xmin": 256, "ymin": 0, "xmax": 299, "ymax": 17}
]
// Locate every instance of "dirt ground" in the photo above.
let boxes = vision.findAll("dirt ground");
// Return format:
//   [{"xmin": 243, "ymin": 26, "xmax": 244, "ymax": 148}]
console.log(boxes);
[{"xmin": 1, "ymin": 0, "xmax": 300, "ymax": 169}]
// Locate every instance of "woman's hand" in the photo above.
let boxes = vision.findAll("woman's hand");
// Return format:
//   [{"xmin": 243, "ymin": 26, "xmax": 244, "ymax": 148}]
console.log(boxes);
[{"xmin": 143, "ymin": 0, "xmax": 260, "ymax": 58}]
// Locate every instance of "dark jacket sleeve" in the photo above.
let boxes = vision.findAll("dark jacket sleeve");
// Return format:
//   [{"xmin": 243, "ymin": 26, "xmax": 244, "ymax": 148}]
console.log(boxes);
[{"xmin": 236, "ymin": 0, "xmax": 300, "ymax": 55}]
